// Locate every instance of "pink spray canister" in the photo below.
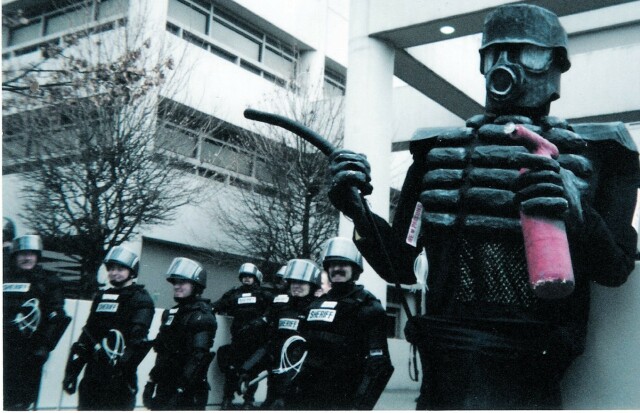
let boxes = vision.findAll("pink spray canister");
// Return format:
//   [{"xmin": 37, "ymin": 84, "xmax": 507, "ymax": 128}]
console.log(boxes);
[{"xmin": 507, "ymin": 123, "xmax": 574, "ymax": 299}]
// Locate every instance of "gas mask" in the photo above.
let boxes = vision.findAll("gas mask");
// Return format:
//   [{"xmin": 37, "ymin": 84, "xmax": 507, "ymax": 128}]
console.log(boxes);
[
  {"xmin": 479, "ymin": 4, "xmax": 571, "ymax": 116},
  {"xmin": 482, "ymin": 43, "xmax": 562, "ymax": 115}
]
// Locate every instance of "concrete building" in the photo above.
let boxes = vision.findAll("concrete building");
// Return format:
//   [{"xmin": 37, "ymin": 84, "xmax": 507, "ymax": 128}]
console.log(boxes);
[{"xmin": 3, "ymin": 0, "xmax": 639, "ymax": 409}]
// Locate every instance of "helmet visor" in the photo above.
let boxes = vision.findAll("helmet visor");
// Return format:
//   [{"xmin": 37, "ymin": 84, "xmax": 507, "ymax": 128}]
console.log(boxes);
[{"xmin": 482, "ymin": 44, "xmax": 553, "ymax": 73}]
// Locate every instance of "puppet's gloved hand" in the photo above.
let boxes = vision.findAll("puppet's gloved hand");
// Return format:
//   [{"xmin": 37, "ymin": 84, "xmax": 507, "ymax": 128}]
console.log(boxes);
[
  {"xmin": 514, "ymin": 166, "xmax": 569, "ymax": 219},
  {"xmin": 328, "ymin": 149, "xmax": 372, "ymax": 224}
]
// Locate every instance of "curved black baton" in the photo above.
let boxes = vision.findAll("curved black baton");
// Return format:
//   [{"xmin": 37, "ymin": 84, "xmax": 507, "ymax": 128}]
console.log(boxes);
[{"xmin": 244, "ymin": 108, "xmax": 412, "ymax": 318}]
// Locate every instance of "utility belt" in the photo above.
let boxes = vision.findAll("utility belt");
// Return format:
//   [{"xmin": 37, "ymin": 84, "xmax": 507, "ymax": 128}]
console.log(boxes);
[{"xmin": 414, "ymin": 315, "xmax": 568, "ymax": 361}]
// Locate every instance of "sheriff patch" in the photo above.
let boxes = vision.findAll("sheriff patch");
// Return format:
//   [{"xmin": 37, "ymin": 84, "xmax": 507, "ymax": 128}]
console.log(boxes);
[
  {"xmin": 96, "ymin": 302, "xmax": 119, "ymax": 313},
  {"xmin": 274, "ymin": 295, "xmax": 289, "ymax": 303},
  {"xmin": 3, "ymin": 283, "xmax": 30, "ymax": 293},
  {"xmin": 320, "ymin": 301, "xmax": 337, "ymax": 308},
  {"xmin": 102, "ymin": 294, "xmax": 119, "ymax": 300},
  {"xmin": 278, "ymin": 318, "xmax": 299, "ymax": 330},
  {"xmin": 369, "ymin": 349, "xmax": 384, "ymax": 357},
  {"xmin": 238, "ymin": 296, "xmax": 257, "ymax": 304},
  {"xmin": 307, "ymin": 309, "xmax": 336, "ymax": 322},
  {"xmin": 165, "ymin": 315, "xmax": 175, "ymax": 326}
]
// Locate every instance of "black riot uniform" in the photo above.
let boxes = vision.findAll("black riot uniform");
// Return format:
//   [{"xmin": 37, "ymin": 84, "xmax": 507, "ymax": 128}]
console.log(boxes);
[
  {"xmin": 213, "ymin": 263, "xmax": 272, "ymax": 408},
  {"xmin": 144, "ymin": 257, "xmax": 217, "ymax": 410},
  {"xmin": 3, "ymin": 235, "xmax": 71, "ymax": 410},
  {"xmin": 70, "ymin": 284, "xmax": 154, "ymax": 409},
  {"xmin": 328, "ymin": 4, "xmax": 639, "ymax": 410},
  {"xmin": 299, "ymin": 282, "xmax": 393, "ymax": 410},
  {"xmin": 63, "ymin": 246, "xmax": 154, "ymax": 410},
  {"xmin": 239, "ymin": 259, "xmax": 321, "ymax": 410}
]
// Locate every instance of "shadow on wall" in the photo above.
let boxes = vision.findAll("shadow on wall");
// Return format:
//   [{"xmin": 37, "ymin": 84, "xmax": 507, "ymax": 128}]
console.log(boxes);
[{"xmin": 562, "ymin": 262, "xmax": 640, "ymax": 409}]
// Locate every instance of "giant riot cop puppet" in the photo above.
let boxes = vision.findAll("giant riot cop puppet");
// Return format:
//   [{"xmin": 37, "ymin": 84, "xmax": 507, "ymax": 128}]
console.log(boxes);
[
  {"xmin": 3, "ymin": 234, "xmax": 71, "ymax": 410},
  {"xmin": 328, "ymin": 4, "xmax": 639, "ymax": 410}
]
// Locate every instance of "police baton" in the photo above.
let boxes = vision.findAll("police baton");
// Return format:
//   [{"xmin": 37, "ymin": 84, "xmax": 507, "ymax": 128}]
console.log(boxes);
[{"xmin": 244, "ymin": 109, "xmax": 412, "ymax": 318}]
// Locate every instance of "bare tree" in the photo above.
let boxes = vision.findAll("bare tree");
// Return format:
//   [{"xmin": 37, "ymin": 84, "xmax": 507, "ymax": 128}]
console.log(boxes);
[
  {"xmin": 2, "ymin": 1, "xmax": 221, "ymax": 297},
  {"xmin": 214, "ymin": 87, "xmax": 344, "ymax": 274}
]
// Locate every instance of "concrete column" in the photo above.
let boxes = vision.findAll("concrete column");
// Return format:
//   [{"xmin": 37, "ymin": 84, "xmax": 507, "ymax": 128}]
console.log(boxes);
[
  {"xmin": 298, "ymin": 50, "xmax": 326, "ymax": 101},
  {"xmin": 343, "ymin": 0, "xmax": 395, "ymax": 306}
]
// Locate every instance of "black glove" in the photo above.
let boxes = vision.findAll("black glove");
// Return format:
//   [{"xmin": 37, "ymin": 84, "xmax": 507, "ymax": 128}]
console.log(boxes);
[
  {"xmin": 328, "ymin": 149, "xmax": 372, "ymax": 221},
  {"xmin": 238, "ymin": 372, "xmax": 251, "ymax": 394},
  {"xmin": 143, "ymin": 381, "xmax": 156, "ymax": 409},
  {"xmin": 62, "ymin": 372, "xmax": 78, "ymax": 395},
  {"xmin": 33, "ymin": 345, "xmax": 50, "ymax": 366},
  {"xmin": 403, "ymin": 316, "xmax": 423, "ymax": 345},
  {"xmin": 269, "ymin": 398, "xmax": 286, "ymax": 410}
]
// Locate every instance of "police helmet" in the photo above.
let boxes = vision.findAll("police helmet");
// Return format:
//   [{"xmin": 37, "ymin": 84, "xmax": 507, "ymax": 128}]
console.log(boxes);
[
  {"xmin": 166, "ymin": 257, "xmax": 207, "ymax": 289},
  {"xmin": 238, "ymin": 262, "xmax": 263, "ymax": 283},
  {"xmin": 104, "ymin": 246, "xmax": 140, "ymax": 276},
  {"xmin": 321, "ymin": 237, "xmax": 363, "ymax": 276},
  {"xmin": 275, "ymin": 265, "xmax": 287, "ymax": 279},
  {"xmin": 480, "ymin": 4, "xmax": 570, "ymax": 73},
  {"xmin": 11, "ymin": 234, "xmax": 43, "ymax": 257},
  {"xmin": 284, "ymin": 259, "xmax": 322, "ymax": 288},
  {"xmin": 11, "ymin": 235, "xmax": 42, "ymax": 258}
]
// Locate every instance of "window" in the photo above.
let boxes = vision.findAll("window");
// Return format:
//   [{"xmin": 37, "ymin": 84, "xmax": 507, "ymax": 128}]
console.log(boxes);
[
  {"xmin": 324, "ymin": 67, "xmax": 346, "ymax": 97},
  {"xmin": 4, "ymin": 0, "xmax": 128, "ymax": 53},
  {"xmin": 166, "ymin": 0, "xmax": 299, "ymax": 86}
]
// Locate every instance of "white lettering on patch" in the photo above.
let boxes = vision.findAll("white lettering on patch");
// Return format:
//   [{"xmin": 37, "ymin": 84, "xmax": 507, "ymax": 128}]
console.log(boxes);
[
  {"xmin": 3, "ymin": 283, "xmax": 30, "ymax": 292},
  {"xmin": 165, "ymin": 315, "xmax": 174, "ymax": 326},
  {"xmin": 320, "ymin": 301, "xmax": 337, "ymax": 308},
  {"xmin": 278, "ymin": 318, "xmax": 299, "ymax": 331},
  {"xmin": 273, "ymin": 295, "xmax": 289, "ymax": 303},
  {"xmin": 241, "ymin": 293, "xmax": 252, "ymax": 297},
  {"xmin": 169, "ymin": 308, "xmax": 179, "ymax": 314},
  {"xmin": 96, "ymin": 302, "xmax": 119, "ymax": 313},
  {"xmin": 102, "ymin": 294, "xmax": 119, "ymax": 300},
  {"xmin": 238, "ymin": 296, "xmax": 257, "ymax": 305},
  {"xmin": 307, "ymin": 309, "xmax": 336, "ymax": 322},
  {"xmin": 406, "ymin": 202, "xmax": 423, "ymax": 247},
  {"xmin": 369, "ymin": 349, "xmax": 384, "ymax": 357}
]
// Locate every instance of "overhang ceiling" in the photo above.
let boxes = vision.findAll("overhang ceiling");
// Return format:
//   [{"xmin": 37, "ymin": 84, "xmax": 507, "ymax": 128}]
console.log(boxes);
[{"xmin": 369, "ymin": 0, "xmax": 640, "ymax": 127}]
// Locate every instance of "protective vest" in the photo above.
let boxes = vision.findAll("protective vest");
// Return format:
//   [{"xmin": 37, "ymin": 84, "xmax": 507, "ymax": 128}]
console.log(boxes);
[
  {"xmin": 303, "ymin": 284, "xmax": 385, "ymax": 371},
  {"xmin": 80, "ymin": 283, "xmax": 154, "ymax": 380},
  {"xmin": 152, "ymin": 298, "xmax": 217, "ymax": 384},
  {"xmin": 213, "ymin": 284, "xmax": 271, "ymax": 337},
  {"xmin": 3, "ymin": 265, "xmax": 67, "ymax": 349}
]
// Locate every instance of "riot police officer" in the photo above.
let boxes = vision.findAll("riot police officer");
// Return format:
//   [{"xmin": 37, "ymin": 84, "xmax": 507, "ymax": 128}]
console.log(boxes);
[
  {"xmin": 3, "ymin": 234, "xmax": 71, "ymax": 410},
  {"xmin": 212, "ymin": 263, "xmax": 272, "ymax": 409},
  {"xmin": 260, "ymin": 265, "xmax": 288, "ymax": 297},
  {"xmin": 327, "ymin": 4, "xmax": 639, "ymax": 409},
  {"xmin": 296, "ymin": 237, "xmax": 394, "ymax": 410},
  {"xmin": 240, "ymin": 259, "xmax": 322, "ymax": 410},
  {"xmin": 143, "ymin": 257, "xmax": 217, "ymax": 410},
  {"xmin": 63, "ymin": 246, "xmax": 155, "ymax": 410}
]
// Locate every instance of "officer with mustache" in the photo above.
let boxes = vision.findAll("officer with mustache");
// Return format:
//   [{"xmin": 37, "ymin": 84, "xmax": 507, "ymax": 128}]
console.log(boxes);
[{"xmin": 295, "ymin": 237, "xmax": 393, "ymax": 410}]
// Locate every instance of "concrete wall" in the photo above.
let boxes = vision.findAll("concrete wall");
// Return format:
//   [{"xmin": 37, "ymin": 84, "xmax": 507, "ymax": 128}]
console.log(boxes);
[{"xmin": 36, "ymin": 298, "xmax": 244, "ymax": 410}]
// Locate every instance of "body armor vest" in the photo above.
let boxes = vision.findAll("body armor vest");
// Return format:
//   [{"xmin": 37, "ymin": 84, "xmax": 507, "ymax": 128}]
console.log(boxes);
[
  {"xmin": 411, "ymin": 116, "xmax": 604, "ymax": 308},
  {"xmin": 84, "ymin": 284, "xmax": 153, "ymax": 343},
  {"xmin": 304, "ymin": 285, "xmax": 374, "ymax": 370},
  {"xmin": 215, "ymin": 285, "xmax": 270, "ymax": 337},
  {"xmin": 153, "ymin": 299, "xmax": 216, "ymax": 383},
  {"xmin": 3, "ymin": 266, "xmax": 61, "ymax": 344}
]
